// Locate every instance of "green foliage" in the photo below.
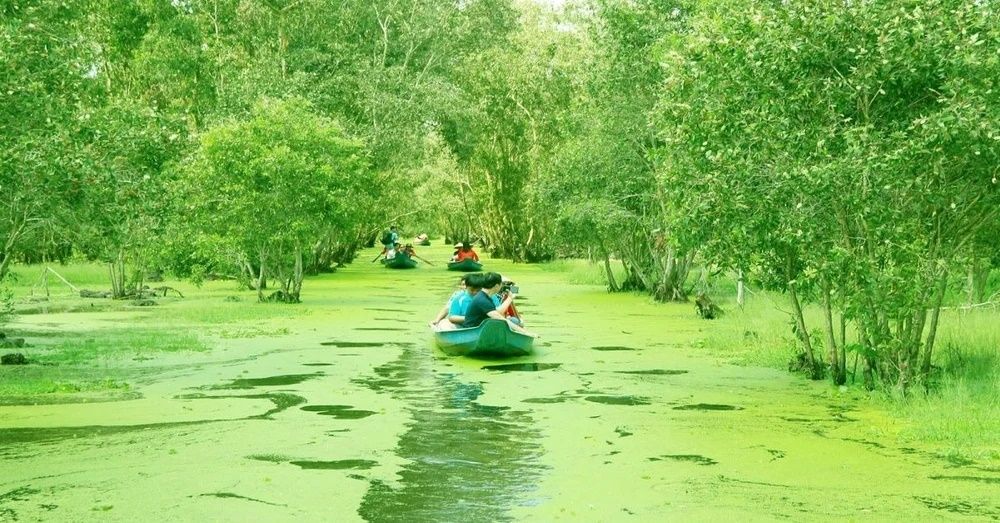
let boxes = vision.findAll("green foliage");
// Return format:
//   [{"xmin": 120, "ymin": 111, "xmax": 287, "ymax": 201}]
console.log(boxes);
[
  {"xmin": 0, "ymin": 276, "xmax": 14, "ymax": 327},
  {"xmin": 654, "ymin": 0, "xmax": 1000, "ymax": 386},
  {"xmin": 0, "ymin": 0, "xmax": 99, "ymax": 278},
  {"xmin": 73, "ymin": 99, "xmax": 189, "ymax": 294},
  {"xmin": 534, "ymin": 0, "xmax": 697, "ymax": 297},
  {"xmin": 176, "ymin": 97, "xmax": 372, "ymax": 300}
]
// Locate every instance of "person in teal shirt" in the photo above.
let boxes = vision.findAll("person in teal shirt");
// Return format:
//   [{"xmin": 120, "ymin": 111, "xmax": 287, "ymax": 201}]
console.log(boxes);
[{"xmin": 429, "ymin": 274, "xmax": 481, "ymax": 330}]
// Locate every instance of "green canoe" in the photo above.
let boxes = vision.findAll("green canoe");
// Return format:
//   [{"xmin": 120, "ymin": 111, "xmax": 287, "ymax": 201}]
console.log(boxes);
[
  {"xmin": 432, "ymin": 319, "xmax": 534, "ymax": 358},
  {"xmin": 382, "ymin": 252, "xmax": 418, "ymax": 269},
  {"xmin": 418, "ymin": 239, "xmax": 431, "ymax": 246},
  {"xmin": 447, "ymin": 259, "xmax": 483, "ymax": 272}
]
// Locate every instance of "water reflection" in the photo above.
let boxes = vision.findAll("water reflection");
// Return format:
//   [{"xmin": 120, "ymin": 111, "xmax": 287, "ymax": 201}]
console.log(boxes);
[{"xmin": 355, "ymin": 348, "xmax": 546, "ymax": 522}]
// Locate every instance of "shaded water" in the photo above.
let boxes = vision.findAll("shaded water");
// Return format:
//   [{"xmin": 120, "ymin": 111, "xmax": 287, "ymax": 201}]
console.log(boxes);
[{"xmin": 1, "ymin": 243, "xmax": 999, "ymax": 521}]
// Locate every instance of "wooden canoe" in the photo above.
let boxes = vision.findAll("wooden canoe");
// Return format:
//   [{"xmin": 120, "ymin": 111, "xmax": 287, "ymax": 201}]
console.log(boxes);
[
  {"xmin": 382, "ymin": 252, "xmax": 418, "ymax": 269},
  {"xmin": 447, "ymin": 259, "xmax": 482, "ymax": 272},
  {"xmin": 432, "ymin": 319, "xmax": 534, "ymax": 358}
]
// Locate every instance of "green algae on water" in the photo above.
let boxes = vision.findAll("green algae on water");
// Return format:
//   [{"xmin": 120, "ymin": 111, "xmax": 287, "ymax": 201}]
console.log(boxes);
[
  {"xmin": 301, "ymin": 405, "xmax": 377, "ymax": 419},
  {"xmin": 210, "ymin": 373, "xmax": 322, "ymax": 390}
]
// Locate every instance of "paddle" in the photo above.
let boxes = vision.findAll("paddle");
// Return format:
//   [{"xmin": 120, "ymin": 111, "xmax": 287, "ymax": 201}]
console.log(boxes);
[
  {"xmin": 371, "ymin": 248, "xmax": 386, "ymax": 263},
  {"xmin": 411, "ymin": 253, "xmax": 434, "ymax": 266}
]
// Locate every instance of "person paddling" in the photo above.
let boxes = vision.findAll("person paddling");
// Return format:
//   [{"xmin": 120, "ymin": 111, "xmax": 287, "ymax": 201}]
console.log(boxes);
[{"xmin": 454, "ymin": 241, "xmax": 479, "ymax": 263}]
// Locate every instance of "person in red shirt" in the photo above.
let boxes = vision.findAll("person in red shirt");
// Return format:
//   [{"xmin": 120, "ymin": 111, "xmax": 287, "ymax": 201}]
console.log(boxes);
[{"xmin": 454, "ymin": 242, "xmax": 479, "ymax": 262}]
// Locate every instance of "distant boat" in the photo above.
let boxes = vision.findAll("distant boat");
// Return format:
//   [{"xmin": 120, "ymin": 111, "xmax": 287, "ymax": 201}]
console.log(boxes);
[
  {"xmin": 432, "ymin": 319, "xmax": 534, "ymax": 358},
  {"xmin": 418, "ymin": 238, "xmax": 431, "ymax": 246},
  {"xmin": 447, "ymin": 259, "xmax": 482, "ymax": 272},
  {"xmin": 382, "ymin": 252, "xmax": 418, "ymax": 269}
]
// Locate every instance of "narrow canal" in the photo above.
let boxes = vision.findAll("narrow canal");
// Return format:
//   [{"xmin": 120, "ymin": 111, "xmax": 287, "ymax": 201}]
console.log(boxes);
[{"xmin": 1, "ymin": 243, "xmax": 997, "ymax": 521}]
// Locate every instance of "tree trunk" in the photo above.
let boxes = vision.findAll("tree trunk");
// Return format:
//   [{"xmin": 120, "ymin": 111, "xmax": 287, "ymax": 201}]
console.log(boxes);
[
  {"xmin": 109, "ymin": 251, "xmax": 128, "ymax": 299},
  {"xmin": 821, "ymin": 279, "xmax": 844, "ymax": 385},
  {"xmin": 0, "ymin": 252, "xmax": 11, "ymax": 282},
  {"xmin": 967, "ymin": 257, "xmax": 989, "ymax": 305},
  {"xmin": 788, "ymin": 281, "xmax": 821, "ymax": 380},
  {"xmin": 1, "ymin": 222, "xmax": 27, "ymax": 280},
  {"xmin": 256, "ymin": 251, "xmax": 267, "ymax": 303},
  {"xmin": 603, "ymin": 253, "xmax": 619, "ymax": 292},
  {"xmin": 291, "ymin": 246, "xmax": 304, "ymax": 302},
  {"xmin": 920, "ymin": 274, "xmax": 949, "ymax": 377},
  {"xmin": 736, "ymin": 270, "xmax": 745, "ymax": 308},
  {"xmin": 839, "ymin": 312, "xmax": 847, "ymax": 381}
]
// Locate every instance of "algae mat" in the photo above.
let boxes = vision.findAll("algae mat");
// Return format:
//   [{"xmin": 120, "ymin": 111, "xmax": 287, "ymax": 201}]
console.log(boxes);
[{"xmin": 1, "ymin": 245, "xmax": 998, "ymax": 521}]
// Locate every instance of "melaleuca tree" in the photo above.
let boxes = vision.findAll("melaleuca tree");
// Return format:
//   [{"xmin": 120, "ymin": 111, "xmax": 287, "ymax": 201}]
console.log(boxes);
[
  {"xmin": 175, "ymin": 98, "xmax": 372, "ymax": 302},
  {"xmin": 655, "ymin": 0, "xmax": 1000, "ymax": 387}
]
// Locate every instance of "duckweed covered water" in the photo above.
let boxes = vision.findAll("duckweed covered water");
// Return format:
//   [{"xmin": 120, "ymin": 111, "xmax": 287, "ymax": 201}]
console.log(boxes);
[{"xmin": 1, "ymin": 242, "xmax": 998, "ymax": 521}]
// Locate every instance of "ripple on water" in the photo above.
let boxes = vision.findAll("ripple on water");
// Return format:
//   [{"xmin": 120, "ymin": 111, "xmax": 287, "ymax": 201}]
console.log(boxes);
[
  {"xmin": 245, "ymin": 454, "xmax": 290, "ymax": 463},
  {"xmin": 615, "ymin": 369, "xmax": 688, "ymax": 376},
  {"xmin": 929, "ymin": 475, "xmax": 1000, "ymax": 485},
  {"xmin": 481, "ymin": 363, "xmax": 561, "ymax": 372},
  {"xmin": 673, "ymin": 403, "xmax": 742, "ymax": 411},
  {"xmin": 197, "ymin": 492, "xmax": 285, "ymax": 507},
  {"xmin": 591, "ymin": 346, "xmax": 639, "ymax": 351},
  {"xmin": 300, "ymin": 405, "xmax": 377, "ymax": 419},
  {"xmin": 320, "ymin": 341, "xmax": 386, "ymax": 348},
  {"xmin": 522, "ymin": 396, "xmax": 571, "ymax": 404},
  {"xmin": 177, "ymin": 392, "xmax": 307, "ymax": 419},
  {"xmin": 356, "ymin": 348, "xmax": 548, "ymax": 522},
  {"xmin": 648, "ymin": 454, "xmax": 718, "ymax": 466},
  {"xmin": 290, "ymin": 459, "xmax": 378, "ymax": 470},
  {"xmin": 585, "ymin": 395, "xmax": 651, "ymax": 406},
  {"xmin": 210, "ymin": 373, "xmax": 322, "ymax": 390},
  {"xmin": 916, "ymin": 496, "xmax": 1000, "ymax": 519}
]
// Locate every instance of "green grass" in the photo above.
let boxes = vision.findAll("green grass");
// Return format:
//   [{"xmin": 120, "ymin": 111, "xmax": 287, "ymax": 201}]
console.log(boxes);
[
  {"xmin": 0, "ymin": 328, "xmax": 207, "ymax": 401},
  {"xmin": 35, "ymin": 329, "xmax": 208, "ymax": 364},
  {"xmin": 5, "ymin": 261, "xmax": 114, "ymax": 290},
  {"xmin": 886, "ymin": 309, "xmax": 1000, "ymax": 462},
  {"xmin": 695, "ymin": 291, "xmax": 807, "ymax": 369},
  {"xmin": 0, "ymin": 365, "xmax": 133, "ymax": 399},
  {"xmin": 5, "ymin": 262, "xmax": 300, "ymax": 324},
  {"xmin": 0, "ymin": 263, "xmax": 298, "ymax": 400},
  {"xmin": 539, "ymin": 258, "xmax": 621, "ymax": 286},
  {"xmin": 695, "ymin": 279, "xmax": 1000, "ymax": 464}
]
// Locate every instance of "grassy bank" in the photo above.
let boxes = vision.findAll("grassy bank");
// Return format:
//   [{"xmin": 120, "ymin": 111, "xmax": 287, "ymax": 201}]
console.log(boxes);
[
  {"xmin": 0, "ymin": 263, "xmax": 296, "ymax": 403},
  {"xmin": 542, "ymin": 258, "xmax": 998, "ymax": 462},
  {"xmin": 697, "ymin": 274, "xmax": 1000, "ymax": 464}
]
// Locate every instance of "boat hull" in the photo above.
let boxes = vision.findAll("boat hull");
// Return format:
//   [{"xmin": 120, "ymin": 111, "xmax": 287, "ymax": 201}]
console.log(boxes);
[
  {"xmin": 383, "ymin": 253, "xmax": 418, "ymax": 269},
  {"xmin": 432, "ymin": 319, "xmax": 533, "ymax": 358},
  {"xmin": 447, "ymin": 259, "xmax": 482, "ymax": 272}
]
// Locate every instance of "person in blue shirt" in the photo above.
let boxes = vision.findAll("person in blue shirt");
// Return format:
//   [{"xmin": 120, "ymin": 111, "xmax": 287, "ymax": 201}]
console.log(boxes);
[{"xmin": 429, "ymin": 274, "xmax": 480, "ymax": 330}]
